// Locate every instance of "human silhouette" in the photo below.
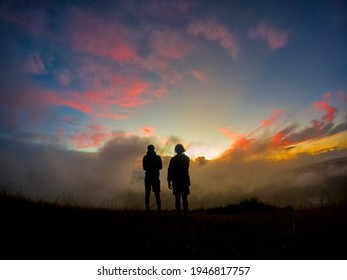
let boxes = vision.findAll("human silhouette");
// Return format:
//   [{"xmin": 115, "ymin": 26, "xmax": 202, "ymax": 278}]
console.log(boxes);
[
  {"xmin": 143, "ymin": 144, "xmax": 162, "ymax": 213},
  {"xmin": 167, "ymin": 144, "xmax": 191, "ymax": 217}
]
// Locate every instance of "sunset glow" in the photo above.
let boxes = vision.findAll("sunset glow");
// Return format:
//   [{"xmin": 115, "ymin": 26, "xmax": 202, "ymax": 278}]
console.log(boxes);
[{"xmin": 1, "ymin": 0, "xmax": 347, "ymax": 208}]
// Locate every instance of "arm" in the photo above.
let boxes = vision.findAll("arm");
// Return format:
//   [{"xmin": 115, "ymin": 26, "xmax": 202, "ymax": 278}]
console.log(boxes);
[
  {"xmin": 142, "ymin": 156, "xmax": 147, "ymax": 171},
  {"xmin": 167, "ymin": 158, "xmax": 172, "ymax": 189}
]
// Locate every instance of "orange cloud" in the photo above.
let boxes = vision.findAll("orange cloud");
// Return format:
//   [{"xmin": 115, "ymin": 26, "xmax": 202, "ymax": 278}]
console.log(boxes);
[
  {"xmin": 262, "ymin": 109, "xmax": 283, "ymax": 127},
  {"xmin": 141, "ymin": 126, "xmax": 156, "ymax": 137},
  {"xmin": 218, "ymin": 127, "xmax": 253, "ymax": 151},
  {"xmin": 188, "ymin": 19, "xmax": 239, "ymax": 58},
  {"xmin": 250, "ymin": 21, "xmax": 289, "ymax": 50}
]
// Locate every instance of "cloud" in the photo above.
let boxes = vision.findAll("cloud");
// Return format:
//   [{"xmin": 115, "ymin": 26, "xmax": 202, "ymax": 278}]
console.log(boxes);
[
  {"xmin": 218, "ymin": 127, "xmax": 254, "ymax": 152},
  {"xmin": 314, "ymin": 100, "xmax": 337, "ymax": 122},
  {"xmin": 190, "ymin": 69, "xmax": 210, "ymax": 83},
  {"xmin": 338, "ymin": 91, "xmax": 347, "ymax": 118},
  {"xmin": 261, "ymin": 109, "xmax": 283, "ymax": 127},
  {"xmin": 22, "ymin": 51, "xmax": 47, "ymax": 74},
  {"xmin": 144, "ymin": 55, "xmax": 182, "ymax": 85},
  {"xmin": 70, "ymin": 125, "xmax": 130, "ymax": 149},
  {"xmin": 0, "ymin": 135, "xmax": 152, "ymax": 207},
  {"xmin": 338, "ymin": 91, "xmax": 347, "ymax": 104},
  {"xmin": 96, "ymin": 113, "xmax": 129, "ymax": 120},
  {"xmin": 149, "ymin": 29, "xmax": 192, "ymax": 60},
  {"xmin": 45, "ymin": 91, "xmax": 92, "ymax": 114},
  {"xmin": 270, "ymin": 124, "xmax": 298, "ymax": 147},
  {"xmin": 188, "ymin": 19, "xmax": 239, "ymax": 58},
  {"xmin": 1, "ymin": 131, "xmax": 347, "ymax": 210},
  {"xmin": 250, "ymin": 21, "xmax": 289, "ymax": 50},
  {"xmin": 137, "ymin": 0, "xmax": 193, "ymax": 21},
  {"xmin": 0, "ymin": 5, "xmax": 49, "ymax": 38},
  {"xmin": 141, "ymin": 126, "xmax": 156, "ymax": 137},
  {"xmin": 68, "ymin": 9, "xmax": 141, "ymax": 64},
  {"xmin": 54, "ymin": 69, "xmax": 72, "ymax": 86}
]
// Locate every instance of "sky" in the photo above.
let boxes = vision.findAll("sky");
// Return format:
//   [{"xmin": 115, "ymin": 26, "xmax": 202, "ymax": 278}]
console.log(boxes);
[{"xmin": 1, "ymin": 0, "xmax": 347, "ymax": 208}]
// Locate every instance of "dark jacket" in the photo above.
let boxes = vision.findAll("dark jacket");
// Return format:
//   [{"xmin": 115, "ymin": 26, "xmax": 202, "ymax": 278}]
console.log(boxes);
[
  {"xmin": 143, "ymin": 151, "xmax": 162, "ymax": 178},
  {"xmin": 167, "ymin": 154, "xmax": 190, "ymax": 187}
]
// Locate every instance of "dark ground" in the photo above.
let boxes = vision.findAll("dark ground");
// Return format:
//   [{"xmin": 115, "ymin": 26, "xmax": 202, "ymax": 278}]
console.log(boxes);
[{"xmin": 1, "ymin": 193, "xmax": 347, "ymax": 260}]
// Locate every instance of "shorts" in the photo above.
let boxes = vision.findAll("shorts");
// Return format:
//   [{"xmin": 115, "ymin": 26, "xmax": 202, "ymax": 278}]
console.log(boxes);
[
  {"xmin": 145, "ymin": 177, "xmax": 161, "ymax": 193},
  {"xmin": 172, "ymin": 185, "xmax": 190, "ymax": 196}
]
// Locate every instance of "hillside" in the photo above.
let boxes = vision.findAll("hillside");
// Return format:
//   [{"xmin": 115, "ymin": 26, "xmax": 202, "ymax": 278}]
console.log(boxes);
[{"xmin": 1, "ymin": 192, "xmax": 347, "ymax": 260}]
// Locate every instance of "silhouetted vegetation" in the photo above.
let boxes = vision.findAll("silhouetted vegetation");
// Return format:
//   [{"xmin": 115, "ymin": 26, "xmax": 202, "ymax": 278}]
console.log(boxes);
[
  {"xmin": 1, "ymin": 186, "xmax": 347, "ymax": 260},
  {"xmin": 203, "ymin": 197, "xmax": 280, "ymax": 214}
]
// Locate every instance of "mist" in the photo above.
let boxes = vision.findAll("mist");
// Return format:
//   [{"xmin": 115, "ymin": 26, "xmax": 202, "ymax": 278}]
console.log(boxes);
[{"xmin": 1, "ymin": 135, "xmax": 347, "ymax": 209}]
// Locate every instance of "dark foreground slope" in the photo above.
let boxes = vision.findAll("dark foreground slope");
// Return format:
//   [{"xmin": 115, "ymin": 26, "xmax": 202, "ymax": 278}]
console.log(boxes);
[{"xmin": 1, "ymin": 193, "xmax": 347, "ymax": 260}]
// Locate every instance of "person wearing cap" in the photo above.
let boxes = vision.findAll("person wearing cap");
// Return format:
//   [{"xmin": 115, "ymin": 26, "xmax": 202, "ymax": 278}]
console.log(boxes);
[
  {"xmin": 142, "ymin": 144, "xmax": 162, "ymax": 213},
  {"xmin": 167, "ymin": 144, "xmax": 191, "ymax": 217}
]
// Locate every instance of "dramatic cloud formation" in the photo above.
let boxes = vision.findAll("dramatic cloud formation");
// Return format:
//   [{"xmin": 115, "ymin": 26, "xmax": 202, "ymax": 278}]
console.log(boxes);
[
  {"xmin": 1, "ymin": 135, "xmax": 346, "ymax": 210},
  {"xmin": 1, "ymin": 1, "xmax": 346, "ymax": 210}
]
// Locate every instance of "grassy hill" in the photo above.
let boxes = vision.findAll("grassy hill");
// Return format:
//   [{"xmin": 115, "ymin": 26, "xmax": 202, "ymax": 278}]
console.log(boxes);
[{"xmin": 1, "ymin": 190, "xmax": 347, "ymax": 260}]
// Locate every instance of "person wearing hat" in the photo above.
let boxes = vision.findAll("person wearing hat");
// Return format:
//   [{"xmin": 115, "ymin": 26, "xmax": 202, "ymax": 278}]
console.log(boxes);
[
  {"xmin": 167, "ymin": 144, "xmax": 191, "ymax": 217},
  {"xmin": 143, "ymin": 144, "xmax": 162, "ymax": 213}
]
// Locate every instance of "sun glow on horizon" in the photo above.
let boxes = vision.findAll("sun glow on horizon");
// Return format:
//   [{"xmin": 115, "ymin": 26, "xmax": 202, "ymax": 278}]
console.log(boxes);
[{"xmin": 185, "ymin": 145, "xmax": 225, "ymax": 160}]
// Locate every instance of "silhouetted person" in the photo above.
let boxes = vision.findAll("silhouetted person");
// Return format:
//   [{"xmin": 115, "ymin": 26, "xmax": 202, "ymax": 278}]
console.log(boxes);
[
  {"xmin": 143, "ymin": 144, "xmax": 162, "ymax": 213},
  {"xmin": 168, "ymin": 144, "xmax": 191, "ymax": 217}
]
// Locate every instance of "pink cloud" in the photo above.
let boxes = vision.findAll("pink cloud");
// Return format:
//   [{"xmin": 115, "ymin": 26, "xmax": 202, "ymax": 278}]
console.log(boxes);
[
  {"xmin": 71, "ymin": 125, "xmax": 128, "ymax": 149},
  {"xmin": 314, "ymin": 100, "xmax": 337, "ymax": 122},
  {"xmin": 262, "ymin": 109, "xmax": 283, "ymax": 127},
  {"xmin": 115, "ymin": 80, "xmax": 151, "ymax": 107},
  {"xmin": 45, "ymin": 92, "xmax": 92, "ymax": 114},
  {"xmin": 68, "ymin": 9, "xmax": 141, "ymax": 64},
  {"xmin": 323, "ymin": 91, "xmax": 333, "ymax": 100},
  {"xmin": 190, "ymin": 69, "xmax": 210, "ymax": 83},
  {"xmin": 144, "ymin": 55, "xmax": 182, "ymax": 85},
  {"xmin": 188, "ymin": 19, "xmax": 239, "ymax": 58},
  {"xmin": 150, "ymin": 29, "xmax": 191, "ymax": 60},
  {"xmin": 77, "ymin": 59, "xmax": 165, "ymax": 109},
  {"xmin": 250, "ymin": 21, "xmax": 289, "ymax": 50}
]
